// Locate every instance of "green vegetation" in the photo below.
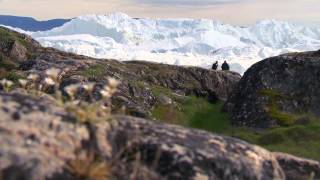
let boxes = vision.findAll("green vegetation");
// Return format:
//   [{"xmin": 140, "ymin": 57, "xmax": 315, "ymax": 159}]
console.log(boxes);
[
  {"xmin": 1, "ymin": 71, "xmax": 24, "ymax": 83},
  {"xmin": 81, "ymin": 64, "xmax": 106, "ymax": 80},
  {"xmin": 268, "ymin": 103, "xmax": 297, "ymax": 126},
  {"xmin": 0, "ymin": 54, "xmax": 19, "ymax": 70},
  {"xmin": 151, "ymin": 86, "xmax": 229, "ymax": 133},
  {"xmin": 151, "ymin": 85, "xmax": 173, "ymax": 97},
  {"xmin": 0, "ymin": 27, "xmax": 31, "ymax": 50},
  {"xmin": 0, "ymin": 28, "xmax": 36, "ymax": 78},
  {"xmin": 228, "ymin": 123, "xmax": 320, "ymax": 161},
  {"xmin": 0, "ymin": 28, "xmax": 15, "ymax": 47},
  {"xmin": 152, "ymin": 97, "xmax": 229, "ymax": 133},
  {"xmin": 151, "ymin": 86, "xmax": 320, "ymax": 161},
  {"xmin": 260, "ymin": 89, "xmax": 298, "ymax": 126}
]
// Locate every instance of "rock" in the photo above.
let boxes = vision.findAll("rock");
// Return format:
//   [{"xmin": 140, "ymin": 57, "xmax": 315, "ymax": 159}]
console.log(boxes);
[
  {"xmin": 157, "ymin": 94, "xmax": 173, "ymax": 105},
  {"xmin": 0, "ymin": 91, "xmax": 89, "ymax": 179},
  {"xmin": 103, "ymin": 116, "xmax": 285, "ymax": 180},
  {"xmin": 224, "ymin": 51, "xmax": 320, "ymax": 128},
  {"xmin": 9, "ymin": 41, "xmax": 28, "ymax": 63},
  {"xmin": 0, "ymin": 91, "xmax": 290, "ymax": 179},
  {"xmin": 273, "ymin": 152, "xmax": 320, "ymax": 180}
]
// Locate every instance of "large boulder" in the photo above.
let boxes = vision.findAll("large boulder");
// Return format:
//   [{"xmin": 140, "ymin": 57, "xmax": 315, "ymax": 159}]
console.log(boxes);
[{"xmin": 224, "ymin": 50, "xmax": 320, "ymax": 128}]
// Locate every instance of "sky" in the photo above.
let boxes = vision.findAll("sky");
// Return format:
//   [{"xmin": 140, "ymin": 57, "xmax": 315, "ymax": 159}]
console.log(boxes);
[{"xmin": 0, "ymin": 0, "xmax": 319, "ymax": 25}]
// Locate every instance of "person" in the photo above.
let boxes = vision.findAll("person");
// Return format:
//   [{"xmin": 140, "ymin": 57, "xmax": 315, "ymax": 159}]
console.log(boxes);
[
  {"xmin": 211, "ymin": 61, "xmax": 218, "ymax": 70},
  {"xmin": 221, "ymin": 61, "xmax": 230, "ymax": 71}
]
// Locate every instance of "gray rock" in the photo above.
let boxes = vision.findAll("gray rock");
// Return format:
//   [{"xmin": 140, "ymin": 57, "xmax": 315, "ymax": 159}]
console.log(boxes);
[
  {"xmin": 103, "ymin": 115, "xmax": 285, "ymax": 180},
  {"xmin": 273, "ymin": 152, "xmax": 320, "ymax": 180},
  {"xmin": 9, "ymin": 41, "xmax": 28, "ymax": 63},
  {"xmin": 0, "ymin": 91, "xmax": 89, "ymax": 179},
  {"xmin": 224, "ymin": 51, "xmax": 320, "ymax": 128},
  {"xmin": 157, "ymin": 94, "xmax": 173, "ymax": 105}
]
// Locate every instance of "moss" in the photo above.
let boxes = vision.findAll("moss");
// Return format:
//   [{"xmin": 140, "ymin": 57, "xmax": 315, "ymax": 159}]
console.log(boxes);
[
  {"xmin": 259, "ymin": 89, "xmax": 291, "ymax": 100},
  {"xmin": 80, "ymin": 64, "xmax": 106, "ymax": 80},
  {"xmin": 268, "ymin": 103, "xmax": 297, "ymax": 126},
  {"xmin": 259, "ymin": 89, "xmax": 297, "ymax": 126}
]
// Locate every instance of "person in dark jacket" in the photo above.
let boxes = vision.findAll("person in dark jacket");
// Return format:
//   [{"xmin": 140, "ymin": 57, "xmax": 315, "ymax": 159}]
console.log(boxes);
[
  {"xmin": 211, "ymin": 61, "xmax": 218, "ymax": 70},
  {"xmin": 221, "ymin": 61, "xmax": 230, "ymax": 71}
]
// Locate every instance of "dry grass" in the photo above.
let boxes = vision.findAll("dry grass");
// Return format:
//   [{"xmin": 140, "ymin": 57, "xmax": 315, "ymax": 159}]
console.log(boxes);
[{"xmin": 66, "ymin": 151, "xmax": 111, "ymax": 180}]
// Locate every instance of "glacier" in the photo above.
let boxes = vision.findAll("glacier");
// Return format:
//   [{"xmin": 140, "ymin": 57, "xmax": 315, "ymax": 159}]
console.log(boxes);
[{"xmin": 7, "ymin": 12, "xmax": 320, "ymax": 74}]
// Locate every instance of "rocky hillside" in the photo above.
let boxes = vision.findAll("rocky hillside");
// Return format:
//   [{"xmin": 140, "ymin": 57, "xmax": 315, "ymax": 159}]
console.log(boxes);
[
  {"xmin": 225, "ymin": 50, "xmax": 320, "ymax": 128},
  {"xmin": 0, "ymin": 26, "xmax": 240, "ymax": 119}
]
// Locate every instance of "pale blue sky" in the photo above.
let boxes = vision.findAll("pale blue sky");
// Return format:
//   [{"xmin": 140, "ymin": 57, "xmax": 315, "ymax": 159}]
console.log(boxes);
[{"xmin": 0, "ymin": 0, "xmax": 319, "ymax": 25}]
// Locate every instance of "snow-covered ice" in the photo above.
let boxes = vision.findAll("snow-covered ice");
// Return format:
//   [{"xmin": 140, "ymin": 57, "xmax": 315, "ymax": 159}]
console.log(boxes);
[{"xmin": 6, "ymin": 12, "xmax": 320, "ymax": 74}]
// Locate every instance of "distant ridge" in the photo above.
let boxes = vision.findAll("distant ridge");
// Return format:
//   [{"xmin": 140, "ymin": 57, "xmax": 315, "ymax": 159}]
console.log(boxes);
[{"xmin": 0, "ymin": 15, "xmax": 70, "ymax": 31}]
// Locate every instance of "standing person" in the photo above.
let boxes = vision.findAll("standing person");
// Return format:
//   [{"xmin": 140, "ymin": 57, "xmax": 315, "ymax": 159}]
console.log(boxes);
[
  {"xmin": 211, "ymin": 61, "xmax": 218, "ymax": 70},
  {"xmin": 221, "ymin": 61, "xmax": 230, "ymax": 71}
]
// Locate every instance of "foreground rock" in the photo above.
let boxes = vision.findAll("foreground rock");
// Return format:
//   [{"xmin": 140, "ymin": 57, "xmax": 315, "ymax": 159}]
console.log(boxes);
[
  {"xmin": 224, "ymin": 50, "xmax": 320, "ymax": 128},
  {"xmin": 0, "ymin": 27, "xmax": 240, "ymax": 118},
  {"xmin": 0, "ymin": 91, "xmax": 289, "ymax": 179},
  {"xmin": 1, "ymin": 91, "xmax": 320, "ymax": 180}
]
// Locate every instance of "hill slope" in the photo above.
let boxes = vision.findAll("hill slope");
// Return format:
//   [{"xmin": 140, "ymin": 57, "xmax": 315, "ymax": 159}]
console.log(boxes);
[{"xmin": 0, "ymin": 26, "xmax": 240, "ymax": 118}]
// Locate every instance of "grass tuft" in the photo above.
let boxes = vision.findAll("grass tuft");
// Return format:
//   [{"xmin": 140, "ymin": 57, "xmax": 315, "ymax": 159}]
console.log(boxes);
[{"xmin": 81, "ymin": 64, "xmax": 105, "ymax": 80}]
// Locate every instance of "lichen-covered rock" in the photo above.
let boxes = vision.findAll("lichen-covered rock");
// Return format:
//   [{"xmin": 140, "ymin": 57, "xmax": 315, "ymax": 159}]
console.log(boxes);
[
  {"xmin": 224, "ymin": 50, "xmax": 320, "ymax": 128},
  {"xmin": 0, "ymin": 91, "xmax": 89, "ymax": 179}
]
